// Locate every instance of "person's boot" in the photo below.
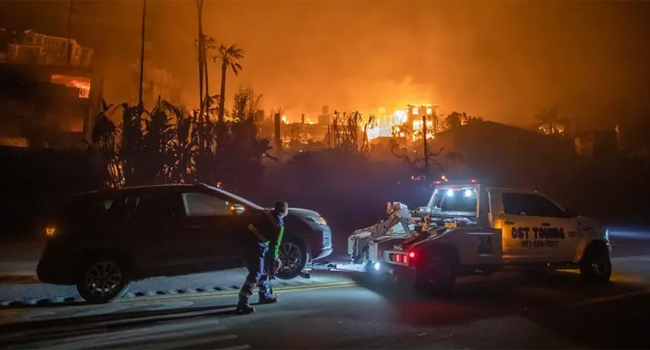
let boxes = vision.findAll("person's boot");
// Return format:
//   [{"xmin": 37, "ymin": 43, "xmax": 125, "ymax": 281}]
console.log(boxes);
[
  {"xmin": 236, "ymin": 295, "xmax": 255, "ymax": 314},
  {"xmin": 236, "ymin": 303, "xmax": 255, "ymax": 314},
  {"xmin": 258, "ymin": 293, "xmax": 279, "ymax": 304}
]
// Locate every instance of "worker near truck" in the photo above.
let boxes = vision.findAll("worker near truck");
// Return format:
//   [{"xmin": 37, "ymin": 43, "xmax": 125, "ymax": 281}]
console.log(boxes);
[{"xmin": 236, "ymin": 201, "xmax": 288, "ymax": 315}]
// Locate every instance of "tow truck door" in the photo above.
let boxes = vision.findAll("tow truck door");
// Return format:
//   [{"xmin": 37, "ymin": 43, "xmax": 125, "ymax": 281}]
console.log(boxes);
[{"xmin": 495, "ymin": 190, "xmax": 578, "ymax": 263}]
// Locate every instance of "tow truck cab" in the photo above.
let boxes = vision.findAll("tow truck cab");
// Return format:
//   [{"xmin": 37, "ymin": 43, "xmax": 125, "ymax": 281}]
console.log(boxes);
[{"xmin": 377, "ymin": 180, "xmax": 612, "ymax": 288}]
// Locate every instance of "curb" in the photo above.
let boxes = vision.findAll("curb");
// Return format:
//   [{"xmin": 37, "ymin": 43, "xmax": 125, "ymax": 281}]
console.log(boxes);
[{"xmin": 0, "ymin": 280, "xmax": 357, "ymax": 310}]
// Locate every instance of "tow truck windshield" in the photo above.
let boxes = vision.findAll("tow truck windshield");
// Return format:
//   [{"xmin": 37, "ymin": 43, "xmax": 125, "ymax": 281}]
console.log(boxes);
[{"xmin": 427, "ymin": 187, "xmax": 478, "ymax": 217}]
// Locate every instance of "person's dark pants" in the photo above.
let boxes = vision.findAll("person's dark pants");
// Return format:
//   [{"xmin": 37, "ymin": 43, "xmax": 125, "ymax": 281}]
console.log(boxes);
[{"xmin": 238, "ymin": 242, "xmax": 272, "ymax": 305}]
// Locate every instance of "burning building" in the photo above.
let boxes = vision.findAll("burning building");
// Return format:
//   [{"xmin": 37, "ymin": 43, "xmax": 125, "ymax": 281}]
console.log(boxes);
[
  {"xmin": 4, "ymin": 30, "xmax": 93, "ymax": 67},
  {"xmin": 0, "ymin": 30, "xmax": 100, "ymax": 148},
  {"xmin": 367, "ymin": 103, "xmax": 440, "ymax": 143}
]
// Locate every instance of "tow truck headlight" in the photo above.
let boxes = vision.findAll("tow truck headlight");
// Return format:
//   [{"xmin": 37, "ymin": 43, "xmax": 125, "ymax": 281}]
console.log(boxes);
[
  {"xmin": 306, "ymin": 216, "xmax": 327, "ymax": 226},
  {"xmin": 373, "ymin": 262, "xmax": 381, "ymax": 271}
]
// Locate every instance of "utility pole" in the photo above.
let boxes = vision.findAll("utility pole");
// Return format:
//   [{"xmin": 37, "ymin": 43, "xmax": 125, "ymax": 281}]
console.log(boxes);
[
  {"xmin": 67, "ymin": 0, "xmax": 73, "ymax": 66},
  {"xmin": 274, "ymin": 113, "xmax": 282, "ymax": 157},
  {"xmin": 422, "ymin": 115, "xmax": 429, "ymax": 181},
  {"xmin": 137, "ymin": 0, "xmax": 147, "ymax": 113}
]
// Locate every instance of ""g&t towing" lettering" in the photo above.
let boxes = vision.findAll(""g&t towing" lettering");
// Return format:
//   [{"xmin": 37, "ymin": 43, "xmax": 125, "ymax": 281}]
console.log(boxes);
[{"xmin": 511, "ymin": 226, "xmax": 565, "ymax": 248}]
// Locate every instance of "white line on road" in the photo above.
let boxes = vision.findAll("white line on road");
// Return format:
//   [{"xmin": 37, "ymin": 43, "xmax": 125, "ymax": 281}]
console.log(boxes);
[
  {"xmin": 570, "ymin": 289, "xmax": 650, "ymax": 308},
  {"xmin": 214, "ymin": 345, "xmax": 251, "ymax": 350},
  {"xmin": 45, "ymin": 321, "xmax": 226, "ymax": 350},
  {"xmin": 0, "ymin": 308, "xmax": 224, "ymax": 342},
  {"xmin": 131, "ymin": 334, "xmax": 238, "ymax": 350}
]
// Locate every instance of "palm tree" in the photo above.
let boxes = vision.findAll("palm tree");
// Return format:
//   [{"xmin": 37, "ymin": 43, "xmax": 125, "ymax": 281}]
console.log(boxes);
[
  {"xmin": 195, "ymin": 0, "xmax": 205, "ymax": 118},
  {"xmin": 137, "ymin": 0, "xmax": 147, "ymax": 113},
  {"xmin": 214, "ymin": 44, "xmax": 244, "ymax": 124},
  {"xmin": 194, "ymin": 35, "xmax": 217, "ymax": 112}
]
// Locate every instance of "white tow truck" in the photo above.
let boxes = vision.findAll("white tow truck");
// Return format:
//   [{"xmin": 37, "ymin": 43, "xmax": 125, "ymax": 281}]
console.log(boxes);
[{"xmin": 339, "ymin": 179, "xmax": 612, "ymax": 292}]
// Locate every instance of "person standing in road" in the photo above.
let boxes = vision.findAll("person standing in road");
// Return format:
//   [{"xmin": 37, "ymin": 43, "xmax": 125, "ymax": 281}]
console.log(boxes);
[{"xmin": 236, "ymin": 201, "xmax": 288, "ymax": 315}]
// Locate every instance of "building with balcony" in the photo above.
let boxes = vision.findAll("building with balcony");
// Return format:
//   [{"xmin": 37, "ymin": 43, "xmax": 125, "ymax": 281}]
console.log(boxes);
[{"xmin": 5, "ymin": 30, "xmax": 93, "ymax": 67}]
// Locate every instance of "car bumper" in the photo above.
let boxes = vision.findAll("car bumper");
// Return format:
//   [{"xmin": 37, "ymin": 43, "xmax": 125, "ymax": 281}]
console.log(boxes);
[
  {"xmin": 36, "ymin": 244, "xmax": 77, "ymax": 285},
  {"xmin": 310, "ymin": 225, "xmax": 333, "ymax": 260}
]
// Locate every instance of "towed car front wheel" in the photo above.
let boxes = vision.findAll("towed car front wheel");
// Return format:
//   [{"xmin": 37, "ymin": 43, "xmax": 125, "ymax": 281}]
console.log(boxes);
[
  {"xmin": 76, "ymin": 254, "xmax": 131, "ymax": 304},
  {"xmin": 275, "ymin": 236, "xmax": 308, "ymax": 280}
]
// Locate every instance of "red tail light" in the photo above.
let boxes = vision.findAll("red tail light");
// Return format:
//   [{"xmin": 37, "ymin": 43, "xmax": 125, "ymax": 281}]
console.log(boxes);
[{"xmin": 408, "ymin": 251, "xmax": 415, "ymax": 258}]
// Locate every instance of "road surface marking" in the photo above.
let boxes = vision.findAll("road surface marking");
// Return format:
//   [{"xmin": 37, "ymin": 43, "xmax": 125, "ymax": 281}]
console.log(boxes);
[
  {"xmin": 216, "ymin": 345, "xmax": 251, "ymax": 350},
  {"xmin": 0, "ymin": 280, "xmax": 358, "ymax": 328},
  {"xmin": 178, "ymin": 280, "xmax": 358, "ymax": 303},
  {"xmin": 133, "ymin": 334, "xmax": 238, "ymax": 350},
  {"xmin": 570, "ymin": 289, "xmax": 650, "ymax": 307},
  {"xmin": 129, "ymin": 280, "xmax": 358, "ymax": 303},
  {"xmin": 0, "ymin": 310, "xmax": 224, "ymax": 343},
  {"xmin": 44, "ymin": 321, "xmax": 226, "ymax": 350}
]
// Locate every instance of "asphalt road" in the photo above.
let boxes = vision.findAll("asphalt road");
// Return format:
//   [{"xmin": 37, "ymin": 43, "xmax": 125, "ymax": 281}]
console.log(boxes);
[{"xmin": 1, "ymin": 230, "xmax": 650, "ymax": 349}]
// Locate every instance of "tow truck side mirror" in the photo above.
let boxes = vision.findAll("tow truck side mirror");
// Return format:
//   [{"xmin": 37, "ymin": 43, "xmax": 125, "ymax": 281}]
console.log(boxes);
[{"xmin": 564, "ymin": 209, "xmax": 578, "ymax": 218}]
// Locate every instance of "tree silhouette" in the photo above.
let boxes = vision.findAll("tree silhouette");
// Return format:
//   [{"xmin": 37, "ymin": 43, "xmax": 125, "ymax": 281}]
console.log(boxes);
[
  {"xmin": 214, "ymin": 44, "xmax": 244, "ymax": 125},
  {"xmin": 535, "ymin": 103, "xmax": 562, "ymax": 134},
  {"xmin": 445, "ymin": 112, "xmax": 463, "ymax": 129},
  {"xmin": 194, "ymin": 35, "xmax": 218, "ymax": 115}
]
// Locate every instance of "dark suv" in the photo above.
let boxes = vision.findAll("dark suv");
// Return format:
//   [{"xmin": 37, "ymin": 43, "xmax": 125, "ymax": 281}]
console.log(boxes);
[{"xmin": 37, "ymin": 183, "xmax": 332, "ymax": 304}]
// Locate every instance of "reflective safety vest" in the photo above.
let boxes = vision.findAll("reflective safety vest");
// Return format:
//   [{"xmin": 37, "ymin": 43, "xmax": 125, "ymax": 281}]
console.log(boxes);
[
  {"xmin": 248, "ymin": 223, "xmax": 271, "ymax": 244},
  {"xmin": 247, "ymin": 211, "xmax": 284, "ymax": 259}
]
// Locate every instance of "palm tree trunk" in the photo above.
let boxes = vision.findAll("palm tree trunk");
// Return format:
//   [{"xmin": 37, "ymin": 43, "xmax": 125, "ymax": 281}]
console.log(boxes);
[
  {"xmin": 138, "ymin": 0, "xmax": 147, "ymax": 113},
  {"xmin": 196, "ymin": 0, "xmax": 204, "ymax": 118},
  {"xmin": 218, "ymin": 62, "xmax": 227, "ymax": 124},
  {"xmin": 204, "ymin": 43, "xmax": 210, "ymax": 115}
]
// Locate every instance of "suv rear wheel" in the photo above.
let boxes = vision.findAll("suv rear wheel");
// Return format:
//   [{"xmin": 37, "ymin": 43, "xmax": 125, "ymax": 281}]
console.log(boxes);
[
  {"xmin": 76, "ymin": 253, "xmax": 131, "ymax": 304},
  {"xmin": 276, "ymin": 236, "xmax": 308, "ymax": 280}
]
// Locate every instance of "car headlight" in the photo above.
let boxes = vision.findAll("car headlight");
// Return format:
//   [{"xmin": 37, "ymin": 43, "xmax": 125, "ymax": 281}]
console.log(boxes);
[{"xmin": 306, "ymin": 216, "xmax": 327, "ymax": 226}]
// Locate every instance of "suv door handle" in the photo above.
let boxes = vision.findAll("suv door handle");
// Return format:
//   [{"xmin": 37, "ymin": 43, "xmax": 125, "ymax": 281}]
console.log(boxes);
[
  {"xmin": 541, "ymin": 223, "xmax": 551, "ymax": 227},
  {"xmin": 504, "ymin": 220, "xmax": 515, "ymax": 225}
]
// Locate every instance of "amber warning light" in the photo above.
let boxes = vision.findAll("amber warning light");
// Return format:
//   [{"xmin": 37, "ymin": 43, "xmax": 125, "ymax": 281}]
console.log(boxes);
[{"xmin": 45, "ymin": 224, "xmax": 57, "ymax": 237}]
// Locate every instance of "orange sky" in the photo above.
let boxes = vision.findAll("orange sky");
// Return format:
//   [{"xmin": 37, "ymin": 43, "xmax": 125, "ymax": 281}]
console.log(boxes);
[{"xmin": 3, "ymin": 0, "xmax": 650, "ymax": 128}]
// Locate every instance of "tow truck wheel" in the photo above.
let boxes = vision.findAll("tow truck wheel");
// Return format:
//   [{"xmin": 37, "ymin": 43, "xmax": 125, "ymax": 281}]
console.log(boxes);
[
  {"xmin": 414, "ymin": 249, "xmax": 457, "ymax": 295},
  {"xmin": 580, "ymin": 245, "xmax": 611, "ymax": 284},
  {"xmin": 275, "ymin": 236, "xmax": 308, "ymax": 280}
]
